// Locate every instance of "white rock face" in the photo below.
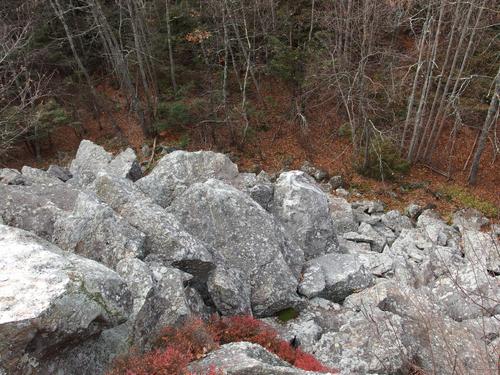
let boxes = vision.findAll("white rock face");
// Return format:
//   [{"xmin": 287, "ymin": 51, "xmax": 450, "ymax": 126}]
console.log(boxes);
[
  {"xmin": 135, "ymin": 150, "xmax": 239, "ymax": 207},
  {"xmin": 70, "ymin": 140, "xmax": 141, "ymax": 186},
  {"xmin": 0, "ymin": 225, "xmax": 132, "ymax": 373},
  {"xmin": 272, "ymin": 171, "xmax": 339, "ymax": 259},
  {"xmin": 169, "ymin": 179, "xmax": 302, "ymax": 316}
]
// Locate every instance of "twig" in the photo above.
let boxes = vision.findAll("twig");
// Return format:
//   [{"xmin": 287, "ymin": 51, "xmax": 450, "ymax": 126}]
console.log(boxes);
[{"xmin": 147, "ymin": 136, "xmax": 157, "ymax": 170}]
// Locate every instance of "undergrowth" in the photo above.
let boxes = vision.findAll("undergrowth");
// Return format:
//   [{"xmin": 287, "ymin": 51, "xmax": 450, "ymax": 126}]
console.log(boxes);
[
  {"xmin": 108, "ymin": 315, "xmax": 338, "ymax": 375},
  {"xmin": 438, "ymin": 185, "xmax": 499, "ymax": 218}
]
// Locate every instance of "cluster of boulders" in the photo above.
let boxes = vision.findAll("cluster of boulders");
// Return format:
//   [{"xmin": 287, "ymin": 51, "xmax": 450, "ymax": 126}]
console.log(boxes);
[{"xmin": 0, "ymin": 140, "xmax": 498, "ymax": 375}]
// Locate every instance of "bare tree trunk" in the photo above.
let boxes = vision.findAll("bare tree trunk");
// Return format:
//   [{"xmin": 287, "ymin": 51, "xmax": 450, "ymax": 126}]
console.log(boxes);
[
  {"xmin": 400, "ymin": 6, "xmax": 431, "ymax": 151},
  {"xmin": 469, "ymin": 66, "xmax": 500, "ymax": 185},
  {"xmin": 308, "ymin": 0, "xmax": 316, "ymax": 43},
  {"xmin": 165, "ymin": 0, "xmax": 177, "ymax": 94},
  {"xmin": 423, "ymin": 0, "xmax": 474, "ymax": 159},
  {"xmin": 417, "ymin": 0, "xmax": 461, "ymax": 160},
  {"xmin": 427, "ymin": 0, "xmax": 486, "ymax": 159}
]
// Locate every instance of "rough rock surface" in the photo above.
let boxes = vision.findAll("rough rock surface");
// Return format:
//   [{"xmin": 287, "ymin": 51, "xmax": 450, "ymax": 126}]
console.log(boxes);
[
  {"xmin": 188, "ymin": 342, "xmax": 332, "ymax": 375},
  {"xmin": 3, "ymin": 139, "xmax": 499, "ymax": 375},
  {"xmin": 298, "ymin": 253, "xmax": 373, "ymax": 302},
  {"xmin": 69, "ymin": 140, "xmax": 141, "ymax": 186},
  {"xmin": 207, "ymin": 266, "xmax": 252, "ymax": 316},
  {"xmin": 52, "ymin": 192, "xmax": 146, "ymax": 268},
  {"xmin": 135, "ymin": 150, "xmax": 239, "ymax": 207},
  {"xmin": 169, "ymin": 178, "xmax": 302, "ymax": 316},
  {"xmin": 92, "ymin": 173, "xmax": 215, "ymax": 280},
  {"xmin": 272, "ymin": 171, "xmax": 338, "ymax": 259},
  {"xmin": 0, "ymin": 225, "xmax": 132, "ymax": 374}
]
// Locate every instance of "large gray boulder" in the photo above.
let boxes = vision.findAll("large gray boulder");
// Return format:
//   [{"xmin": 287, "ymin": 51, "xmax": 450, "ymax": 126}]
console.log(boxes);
[
  {"xmin": 230, "ymin": 172, "xmax": 274, "ymax": 209},
  {"xmin": 70, "ymin": 140, "xmax": 113, "ymax": 186},
  {"xmin": 132, "ymin": 264, "xmax": 204, "ymax": 349},
  {"xmin": 169, "ymin": 179, "xmax": 302, "ymax": 316},
  {"xmin": 52, "ymin": 192, "xmax": 146, "ymax": 269},
  {"xmin": 298, "ymin": 253, "xmax": 373, "ymax": 302},
  {"xmin": 452, "ymin": 208, "xmax": 489, "ymax": 232},
  {"xmin": 92, "ymin": 173, "xmax": 215, "ymax": 280},
  {"xmin": 70, "ymin": 140, "xmax": 141, "ymax": 186},
  {"xmin": 135, "ymin": 150, "xmax": 239, "ymax": 207},
  {"xmin": 272, "ymin": 171, "xmax": 338, "ymax": 259},
  {"xmin": 376, "ymin": 284, "xmax": 498, "ymax": 375},
  {"xmin": 0, "ymin": 183, "xmax": 80, "ymax": 240},
  {"xmin": 21, "ymin": 166, "xmax": 64, "ymax": 185},
  {"xmin": 0, "ymin": 225, "xmax": 132, "ymax": 374},
  {"xmin": 462, "ymin": 229, "xmax": 500, "ymax": 274},
  {"xmin": 312, "ymin": 308, "xmax": 409, "ymax": 375},
  {"xmin": 431, "ymin": 263, "xmax": 500, "ymax": 321},
  {"xmin": 207, "ymin": 266, "xmax": 252, "ymax": 316},
  {"xmin": 0, "ymin": 168, "xmax": 27, "ymax": 185},
  {"xmin": 188, "ymin": 342, "xmax": 333, "ymax": 375},
  {"xmin": 328, "ymin": 196, "xmax": 358, "ymax": 236}
]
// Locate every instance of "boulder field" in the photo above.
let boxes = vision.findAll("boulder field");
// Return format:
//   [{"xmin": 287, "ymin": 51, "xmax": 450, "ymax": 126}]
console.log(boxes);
[{"xmin": 0, "ymin": 140, "xmax": 498, "ymax": 374}]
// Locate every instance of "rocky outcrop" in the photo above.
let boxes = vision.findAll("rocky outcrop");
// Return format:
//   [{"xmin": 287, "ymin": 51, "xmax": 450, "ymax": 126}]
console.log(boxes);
[
  {"xmin": 135, "ymin": 150, "xmax": 239, "ymax": 207},
  {"xmin": 2, "ymin": 139, "xmax": 499, "ymax": 375},
  {"xmin": 272, "ymin": 171, "xmax": 339, "ymax": 259},
  {"xmin": 69, "ymin": 140, "xmax": 141, "ymax": 186},
  {"xmin": 169, "ymin": 178, "xmax": 302, "ymax": 316},
  {"xmin": 0, "ymin": 225, "xmax": 131, "ymax": 374}
]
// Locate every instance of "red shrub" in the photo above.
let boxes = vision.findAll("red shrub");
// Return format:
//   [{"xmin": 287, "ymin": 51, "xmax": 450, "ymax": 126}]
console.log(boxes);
[
  {"xmin": 109, "ymin": 315, "xmax": 338, "ymax": 375},
  {"xmin": 294, "ymin": 349, "xmax": 337, "ymax": 373},
  {"xmin": 109, "ymin": 347, "xmax": 192, "ymax": 375}
]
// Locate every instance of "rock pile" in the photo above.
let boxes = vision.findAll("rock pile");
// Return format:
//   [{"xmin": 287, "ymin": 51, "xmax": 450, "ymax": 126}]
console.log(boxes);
[{"xmin": 0, "ymin": 140, "xmax": 498, "ymax": 374}]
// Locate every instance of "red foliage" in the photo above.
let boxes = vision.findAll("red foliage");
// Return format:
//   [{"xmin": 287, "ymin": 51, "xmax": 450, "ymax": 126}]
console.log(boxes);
[
  {"xmin": 109, "ymin": 315, "xmax": 338, "ymax": 375},
  {"xmin": 294, "ymin": 349, "xmax": 337, "ymax": 373}
]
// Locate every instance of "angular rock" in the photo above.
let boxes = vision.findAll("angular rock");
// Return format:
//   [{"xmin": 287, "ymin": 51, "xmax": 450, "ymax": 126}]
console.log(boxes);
[
  {"xmin": 351, "ymin": 200, "xmax": 384, "ymax": 214},
  {"xmin": 0, "ymin": 168, "xmax": 27, "ymax": 185},
  {"xmin": 230, "ymin": 172, "xmax": 274, "ymax": 209},
  {"xmin": 135, "ymin": 150, "xmax": 239, "ymax": 207},
  {"xmin": 453, "ymin": 208, "xmax": 490, "ymax": 232},
  {"xmin": 417, "ymin": 209, "xmax": 459, "ymax": 246},
  {"xmin": 33, "ymin": 324, "xmax": 130, "ymax": 375},
  {"xmin": 47, "ymin": 164, "xmax": 72, "ymax": 182},
  {"xmin": 207, "ymin": 266, "xmax": 252, "ymax": 316},
  {"xmin": 106, "ymin": 148, "xmax": 142, "ymax": 182},
  {"xmin": 21, "ymin": 166, "xmax": 63, "ymax": 185},
  {"xmin": 188, "ymin": 342, "xmax": 331, "ymax": 375},
  {"xmin": 298, "ymin": 253, "xmax": 373, "ymax": 302},
  {"xmin": 0, "ymin": 225, "xmax": 132, "ymax": 373},
  {"xmin": 432, "ymin": 264, "xmax": 500, "ymax": 321},
  {"xmin": 344, "ymin": 243, "xmax": 394, "ymax": 276},
  {"xmin": 132, "ymin": 266, "xmax": 200, "ymax": 349},
  {"xmin": 357, "ymin": 222, "xmax": 387, "ymax": 253},
  {"xmin": 70, "ymin": 141, "xmax": 141, "ymax": 186},
  {"xmin": 52, "ymin": 192, "xmax": 146, "ymax": 269},
  {"xmin": 462, "ymin": 229, "xmax": 500, "ymax": 274},
  {"xmin": 92, "ymin": 173, "xmax": 215, "ymax": 280},
  {"xmin": 272, "ymin": 171, "xmax": 338, "ymax": 259},
  {"xmin": 0, "ymin": 183, "xmax": 79, "ymax": 240},
  {"xmin": 70, "ymin": 140, "xmax": 113, "ymax": 186},
  {"xmin": 169, "ymin": 179, "xmax": 302, "ymax": 316},
  {"xmin": 381, "ymin": 210, "xmax": 413, "ymax": 235},
  {"xmin": 376, "ymin": 284, "xmax": 498, "ymax": 375},
  {"xmin": 115, "ymin": 258, "xmax": 154, "ymax": 317},
  {"xmin": 312, "ymin": 308, "xmax": 409, "ymax": 375},
  {"xmin": 329, "ymin": 196, "xmax": 358, "ymax": 235}
]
